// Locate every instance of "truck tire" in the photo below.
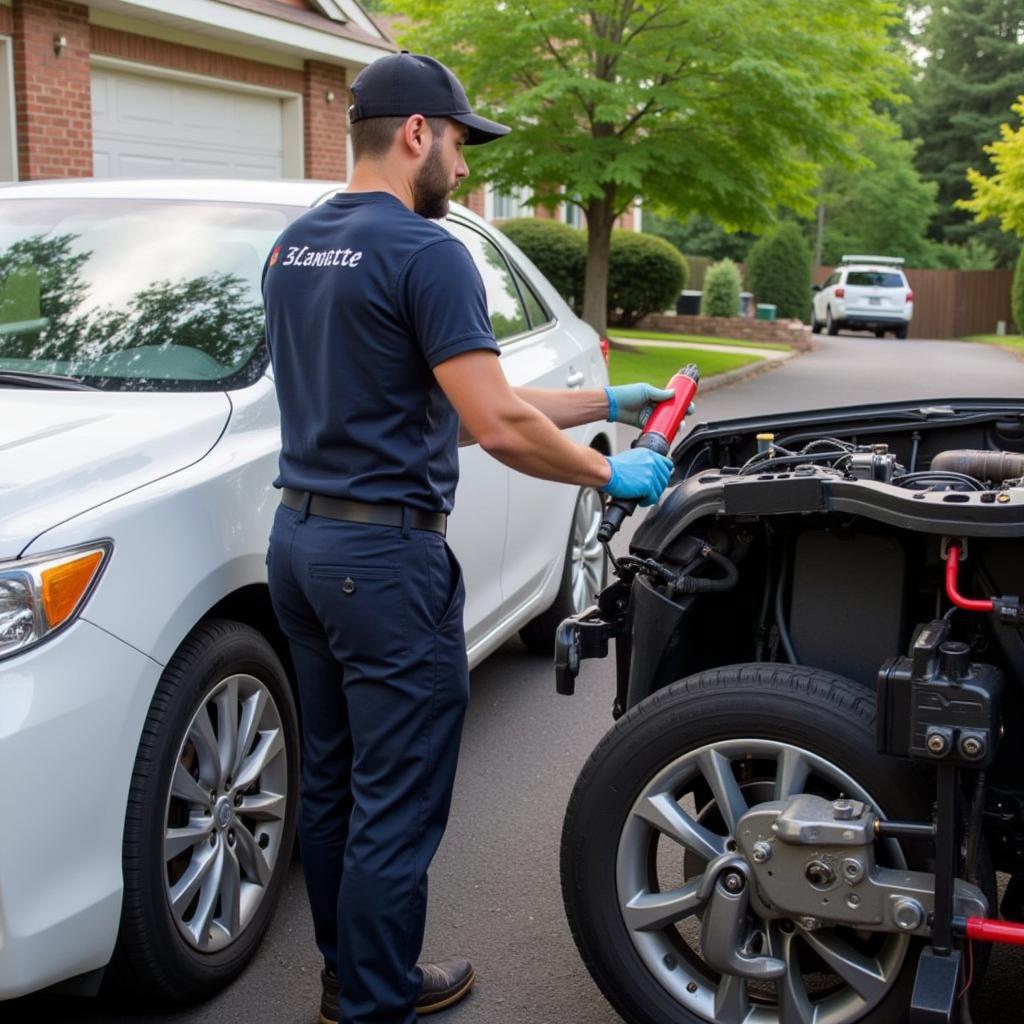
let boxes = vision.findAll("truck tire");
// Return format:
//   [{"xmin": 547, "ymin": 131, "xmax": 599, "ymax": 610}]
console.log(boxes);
[{"xmin": 562, "ymin": 663, "xmax": 940, "ymax": 1024}]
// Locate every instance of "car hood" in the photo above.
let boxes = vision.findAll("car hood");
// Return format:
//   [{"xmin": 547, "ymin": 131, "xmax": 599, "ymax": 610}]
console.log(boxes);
[{"xmin": 0, "ymin": 389, "xmax": 232, "ymax": 556}]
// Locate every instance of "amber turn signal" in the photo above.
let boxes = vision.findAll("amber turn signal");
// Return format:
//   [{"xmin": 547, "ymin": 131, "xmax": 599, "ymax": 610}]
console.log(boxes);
[{"xmin": 41, "ymin": 550, "xmax": 105, "ymax": 629}]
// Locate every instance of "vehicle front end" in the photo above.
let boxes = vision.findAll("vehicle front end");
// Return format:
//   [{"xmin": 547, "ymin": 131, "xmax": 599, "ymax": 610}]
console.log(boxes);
[{"xmin": 558, "ymin": 398, "xmax": 1024, "ymax": 1024}]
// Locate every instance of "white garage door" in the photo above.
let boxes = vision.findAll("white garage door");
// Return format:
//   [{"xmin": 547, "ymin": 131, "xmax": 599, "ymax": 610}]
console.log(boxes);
[{"xmin": 92, "ymin": 68, "xmax": 286, "ymax": 179}]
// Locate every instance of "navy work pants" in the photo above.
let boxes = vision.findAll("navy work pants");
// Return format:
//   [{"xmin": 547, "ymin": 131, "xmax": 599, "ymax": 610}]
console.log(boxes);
[{"xmin": 267, "ymin": 502, "xmax": 469, "ymax": 1024}]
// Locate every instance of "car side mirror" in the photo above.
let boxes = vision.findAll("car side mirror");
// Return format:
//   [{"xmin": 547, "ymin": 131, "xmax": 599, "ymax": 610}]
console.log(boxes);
[{"xmin": 811, "ymin": 284, "xmax": 822, "ymax": 292}]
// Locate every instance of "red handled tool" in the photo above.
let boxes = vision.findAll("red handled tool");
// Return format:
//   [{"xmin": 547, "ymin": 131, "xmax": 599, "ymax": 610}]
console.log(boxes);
[{"xmin": 597, "ymin": 364, "xmax": 700, "ymax": 543}]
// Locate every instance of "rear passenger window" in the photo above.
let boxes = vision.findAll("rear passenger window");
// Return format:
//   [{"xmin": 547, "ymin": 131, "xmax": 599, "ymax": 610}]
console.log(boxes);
[
  {"xmin": 511, "ymin": 266, "xmax": 552, "ymax": 330},
  {"xmin": 846, "ymin": 271, "xmax": 904, "ymax": 288},
  {"xmin": 446, "ymin": 222, "xmax": 528, "ymax": 341}
]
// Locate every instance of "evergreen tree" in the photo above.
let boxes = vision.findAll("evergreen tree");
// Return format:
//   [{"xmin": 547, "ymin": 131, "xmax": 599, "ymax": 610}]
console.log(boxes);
[
  {"xmin": 746, "ymin": 223, "xmax": 812, "ymax": 320},
  {"xmin": 906, "ymin": 0, "xmax": 1024, "ymax": 266}
]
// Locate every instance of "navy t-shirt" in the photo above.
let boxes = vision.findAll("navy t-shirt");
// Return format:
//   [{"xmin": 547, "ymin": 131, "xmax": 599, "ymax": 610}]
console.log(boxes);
[{"xmin": 262, "ymin": 192, "xmax": 500, "ymax": 514}]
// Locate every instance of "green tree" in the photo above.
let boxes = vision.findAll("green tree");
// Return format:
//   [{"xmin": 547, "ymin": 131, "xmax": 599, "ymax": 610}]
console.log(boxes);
[
  {"xmin": 643, "ymin": 211, "xmax": 755, "ymax": 264},
  {"xmin": 904, "ymin": 0, "xmax": 1024, "ymax": 265},
  {"xmin": 817, "ymin": 122, "xmax": 938, "ymax": 267},
  {"xmin": 746, "ymin": 222, "xmax": 811, "ymax": 320},
  {"xmin": 959, "ymin": 97, "xmax": 1024, "ymax": 239},
  {"xmin": 701, "ymin": 259, "xmax": 741, "ymax": 318},
  {"xmin": 393, "ymin": 0, "xmax": 904, "ymax": 332},
  {"xmin": 497, "ymin": 218, "xmax": 586, "ymax": 310}
]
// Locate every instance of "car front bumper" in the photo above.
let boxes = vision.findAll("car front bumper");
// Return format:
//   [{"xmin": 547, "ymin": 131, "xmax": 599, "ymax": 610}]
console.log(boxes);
[{"xmin": 0, "ymin": 620, "xmax": 161, "ymax": 998}]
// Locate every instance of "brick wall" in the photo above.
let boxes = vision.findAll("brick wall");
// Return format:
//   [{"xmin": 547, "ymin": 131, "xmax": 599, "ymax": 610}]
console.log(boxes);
[
  {"xmin": 90, "ymin": 26, "xmax": 305, "ymax": 94},
  {"xmin": 13, "ymin": 0, "xmax": 93, "ymax": 179},
  {"xmin": 304, "ymin": 60, "xmax": 347, "ymax": 180}
]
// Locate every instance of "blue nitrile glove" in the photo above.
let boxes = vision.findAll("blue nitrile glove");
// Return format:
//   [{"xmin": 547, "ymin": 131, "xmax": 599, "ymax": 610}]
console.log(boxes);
[
  {"xmin": 605, "ymin": 383, "xmax": 676, "ymax": 428},
  {"xmin": 599, "ymin": 448, "xmax": 675, "ymax": 507}
]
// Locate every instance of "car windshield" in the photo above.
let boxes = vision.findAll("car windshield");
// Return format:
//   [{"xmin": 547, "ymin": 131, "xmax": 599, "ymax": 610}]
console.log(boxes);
[
  {"xmin": 845, "ymin": 271, "xmax": 904, "ymax": 288},
  {"xmin": 0, "ymin": 198, "xmax": 299, "ymax": 392}
]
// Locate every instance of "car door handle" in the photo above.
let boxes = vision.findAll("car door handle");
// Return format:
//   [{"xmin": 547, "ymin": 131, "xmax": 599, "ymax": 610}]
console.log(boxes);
[{"xmin": 566, "ymin": 370, "xmax": 585, "ymax": 389}]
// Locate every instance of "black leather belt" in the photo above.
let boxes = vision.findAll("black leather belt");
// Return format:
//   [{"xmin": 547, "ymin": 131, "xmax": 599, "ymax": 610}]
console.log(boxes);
[{"xmin": 281, "ymin": 488, "xmax": 447, "ymax": 536}]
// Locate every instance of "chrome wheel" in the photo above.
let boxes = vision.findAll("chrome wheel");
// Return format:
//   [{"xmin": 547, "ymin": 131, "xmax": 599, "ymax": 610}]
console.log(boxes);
[
  {"xmin": 616, "ymin": 739, "xmax": 908, "ymax": 1024},
  {"xmin": 164, "ymin": 673, "xmax": 288, "ymax": 953},
  {"xmin": 570, "ymin": 486, "xmax": 606, "ymax": 612}
]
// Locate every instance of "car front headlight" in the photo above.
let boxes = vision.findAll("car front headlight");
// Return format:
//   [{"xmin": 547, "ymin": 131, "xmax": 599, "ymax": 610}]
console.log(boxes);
[{"xmin": 0, "ymin": 541, "xmax": 112, "ymax": 660}]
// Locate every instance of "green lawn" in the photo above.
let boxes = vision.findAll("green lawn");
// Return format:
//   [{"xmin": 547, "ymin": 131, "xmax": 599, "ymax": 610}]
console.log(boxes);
[
  {"xmin": 610, "ymin": 327, "xmax": 792, "ymax": 352},
  {"xmin": 962, "ymin": 333, "xmax": 1024, "ymax": 353},
  {"xmin": 608, "ymin": 344, "xmax": 762, "ymax": 387}
]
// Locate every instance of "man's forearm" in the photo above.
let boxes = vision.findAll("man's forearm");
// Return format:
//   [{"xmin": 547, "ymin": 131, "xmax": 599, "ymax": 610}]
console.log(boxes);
[{"xmin": 514, "ymin": 386, "xmax": 609, "ymax": 430}]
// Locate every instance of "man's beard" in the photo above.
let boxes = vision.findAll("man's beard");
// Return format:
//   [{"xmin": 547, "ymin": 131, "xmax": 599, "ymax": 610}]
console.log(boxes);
[{"xmin": 413, "ymin": 136, "xmax": 452, "ymax": 219}]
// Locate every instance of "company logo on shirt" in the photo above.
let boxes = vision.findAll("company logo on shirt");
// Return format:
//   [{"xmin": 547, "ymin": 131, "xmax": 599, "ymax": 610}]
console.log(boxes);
[
  {"xmin": 269, "ymin": 245, "xmax": 282, "ymax": 267},
  {"xmin": 280, "ymin": 245, "xmax": 364, "ymax": 269}
]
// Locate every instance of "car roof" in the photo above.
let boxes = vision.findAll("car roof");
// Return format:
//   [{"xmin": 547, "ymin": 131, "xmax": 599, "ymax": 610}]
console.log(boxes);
[
  {"xmin": 0, "ymin": 177, "xmax": 483, "ymax": 225},
  {"xmin": 841, "ymin": 264, "xmax": 907, "ymax": 275}
]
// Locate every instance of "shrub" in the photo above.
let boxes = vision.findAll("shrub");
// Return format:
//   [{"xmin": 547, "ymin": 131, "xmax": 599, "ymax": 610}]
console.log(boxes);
[
  {"xmin": 1014, "ymin": 248, "xmax": 1024, "ymax": 334},
  {"xmin": 606, "ymin": 231, "xmax": 689, "ymax": 327},
  {"xmin": 496, "ymin": 218, "xmax": 586, "ymax": 312},
  {"xmin": 701, "ymin": 259, "xmax": 742, "ymax": 317},
  {"xmin": 746, "ymin": 221, "xmax": 812, "ymax": 320}
]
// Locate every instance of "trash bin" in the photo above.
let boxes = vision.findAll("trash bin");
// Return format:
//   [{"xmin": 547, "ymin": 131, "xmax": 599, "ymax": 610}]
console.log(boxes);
[
  {"xmin": 676, "ymin": 290, "xmax": 702, "ymax": 315},
  {"xmin": 756, "ymin": 303, "xmax": 777, "ymax": 322},
  {"xmin": 739, "ymin": 291, "xmax": 753, "ymax": 317}
]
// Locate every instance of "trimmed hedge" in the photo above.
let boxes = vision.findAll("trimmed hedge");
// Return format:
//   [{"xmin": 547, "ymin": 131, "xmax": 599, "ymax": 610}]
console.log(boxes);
[
  {"xmin": 1014, "ymin": 248, "xmax": 1023, "ymax": 334},
  {"xmin": 496, "ymin": 218, "xmax": 585, "ymax": 312},
  {"xmin": 607, "ymin": 231, "xmax": 688, "ymax": 327},
  {"xmin": 701, "ymin": 259, "xmax": 742, "ymax": 317},
  {"xmin": 746, "ymin": 222, "xmax": 812, "ymax": 321}
]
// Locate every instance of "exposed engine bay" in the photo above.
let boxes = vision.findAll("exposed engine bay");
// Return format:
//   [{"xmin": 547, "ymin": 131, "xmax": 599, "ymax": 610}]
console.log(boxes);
[{"xmin": 557, "ymin": 399, "xmax": 1024, "ymax": 1024}]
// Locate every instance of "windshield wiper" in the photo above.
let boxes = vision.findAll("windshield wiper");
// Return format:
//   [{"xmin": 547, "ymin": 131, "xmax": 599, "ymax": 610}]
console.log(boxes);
[{"xmin": 0, "ymin": 371, "xmax": 99, "ymax": 391}]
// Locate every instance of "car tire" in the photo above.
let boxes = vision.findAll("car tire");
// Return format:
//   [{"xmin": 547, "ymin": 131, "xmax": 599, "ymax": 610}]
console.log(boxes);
[
  {"xmin": 108, "ymin": 618, "xmax": 299, "ymax": 1005},
  {"xmin": 874, "ymin": 329, "xmax": 885, "ymax": 338},
  {"xmin": 520, "ymin": 484, "xmax": 608, "ymax": 655},
  {"xmin": 895, "ymin": 324, "xmax": 909, "ymax": 340},
  {"xmin": 562, "ymin": 663, "xmax": 947, "ymax": 1024},
  {"xmin": 809, "ymin": 309, "xmax": 821, "ymax": 333},
  {"xmin": 826, "ymin": 308, "xmax": 839, "ymax": 336}
]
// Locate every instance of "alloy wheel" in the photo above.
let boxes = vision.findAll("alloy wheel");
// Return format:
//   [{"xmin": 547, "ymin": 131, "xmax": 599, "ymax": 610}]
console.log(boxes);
[
  {"xmin": 616, "ymin": 738, "xmax": 908, "ymax": 1024},
  {"xmin": 571, "ymin": 486, "xmax": 606, "ymax": 611},
  {"xmin": 163, "ymin": 673, "xmax": 289, "ymax": 953}
]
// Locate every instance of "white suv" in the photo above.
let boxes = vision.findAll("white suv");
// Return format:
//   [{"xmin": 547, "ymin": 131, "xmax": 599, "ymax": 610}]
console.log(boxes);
[
  {"xmin": 0, "ymin": 179, "xmax": 611, "ymax": 1005},
  {"xmin": 811, "ymin": 255, "xmax": 914, "ymax": 339}
]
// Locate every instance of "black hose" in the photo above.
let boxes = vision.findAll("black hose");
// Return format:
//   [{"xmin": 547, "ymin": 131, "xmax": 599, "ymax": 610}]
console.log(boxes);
[
  {"xmin": 672, "ymin": 550, "xmax": 739, "ymax": 593},
  {"xmin": 774, "ymin": 541, "xmax": 799, "ymax": 665},
  {"xmin": 754, "ymin": 530, "xmax": 776, "ymax": 661},
  {"xmin": 965, "ymin": 771, "xmax": 986, "ymax": 885}
]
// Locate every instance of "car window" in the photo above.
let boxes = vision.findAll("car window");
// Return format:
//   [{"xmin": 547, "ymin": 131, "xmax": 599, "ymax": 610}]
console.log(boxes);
[
  {"xmin": 845, "ymin": 271, "xmax": 904, "ymax": 288},
  {"xmin": 445, "ymin": 221, "xmax": 529, "ymax": 342},
  {"xmin": 511, "ymin": 265, "xmax": 552, "ymax": 330},
  {"xmin": 824, "ymin": 272, "xmax": 839, "ymax": 288},
  {"xmin": 0, "ymin": 198, "xmax": 299, "ymax": 391}
]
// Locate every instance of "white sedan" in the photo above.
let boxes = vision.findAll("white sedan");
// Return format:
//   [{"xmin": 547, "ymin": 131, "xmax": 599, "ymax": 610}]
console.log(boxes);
[{"xmin": 0, "ymin": 178, "xmax": 611, "ymax": 1004}]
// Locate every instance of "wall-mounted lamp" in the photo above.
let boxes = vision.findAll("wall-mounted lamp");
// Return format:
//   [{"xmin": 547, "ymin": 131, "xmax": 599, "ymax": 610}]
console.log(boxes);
[
  {"xmin": 325, "ymin": 90, "xmax": 336, "ymax": 104},
  {"xmin": 53, "ymin": 35, "xmax": 67, "ymax": 58}
]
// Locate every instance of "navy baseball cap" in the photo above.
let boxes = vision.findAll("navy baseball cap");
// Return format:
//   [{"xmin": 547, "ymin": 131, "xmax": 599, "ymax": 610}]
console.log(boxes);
[{"xmin": 350, "ymin": 51, "xmax": 510, "ymax": 145}]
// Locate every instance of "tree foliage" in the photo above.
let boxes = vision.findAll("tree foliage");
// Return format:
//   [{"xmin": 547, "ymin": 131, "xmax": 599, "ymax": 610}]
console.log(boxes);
[
  {"xmin": 959, "ymin": 97, "xmax": 1024, "ymax": 240},
  {"xmin": 498, "ymin": 218, "xmax": 586, "ymax": 310},
  {"xmin": 643, "ymin": 211, "xmax": 755, "ymax": 264},
  {"xmin": 392, "ymin": 0, "xmax": 904, "ymax": 331},
  {"xmin": 746, "ymin": 223, "xmax": 811, "ymax": 320},
  {"xmin": 701, "ymin": 259, "xmax": 741, "ymax": 318},
  {"xmin": 607, "ymin": 231, "xmax": 688, "ymax": 327},
  {"xmin": 818, "ymin": 122, "xmax": 938, "ymax": 267},
  {"xmin": 905, "ymin": 0, "xmax": 1024, "ymax": 265}
]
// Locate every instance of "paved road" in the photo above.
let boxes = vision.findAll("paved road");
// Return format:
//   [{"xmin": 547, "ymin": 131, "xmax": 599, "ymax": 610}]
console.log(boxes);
[{"xmin": 9, "ymin": 333, "xmax": 1024, "ymax": 1023}]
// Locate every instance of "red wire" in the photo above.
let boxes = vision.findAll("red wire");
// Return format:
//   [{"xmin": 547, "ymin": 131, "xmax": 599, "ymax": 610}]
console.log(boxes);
[{"xmin": 945, "ymin": 545, "xmax": 994, "ymax": 612}]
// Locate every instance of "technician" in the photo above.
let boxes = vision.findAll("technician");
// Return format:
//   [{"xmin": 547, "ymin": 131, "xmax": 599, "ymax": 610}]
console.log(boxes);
[{"xmin": 263, "ymin": 51, "xmax": 676, "ymax": 1024}]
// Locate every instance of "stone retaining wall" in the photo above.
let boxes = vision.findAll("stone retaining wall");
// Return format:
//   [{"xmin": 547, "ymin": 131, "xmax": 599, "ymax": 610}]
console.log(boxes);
[{"xmin": 634, "ymin": 313, "xmax": 812, "ymax": 350}]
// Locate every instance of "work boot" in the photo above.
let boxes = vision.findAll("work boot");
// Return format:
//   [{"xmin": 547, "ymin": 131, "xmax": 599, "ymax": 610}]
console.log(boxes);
[
  {"xmin": 416, "ymin": 959, "xmax": 476, "ymax": 1014},
  {"xmin": 318, "ymin": 959, "xmax": 475, "ymax": 1023},
  {"xmin": 319, "ymin": 968, "xmax": 339, "ymax": 1024}
]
